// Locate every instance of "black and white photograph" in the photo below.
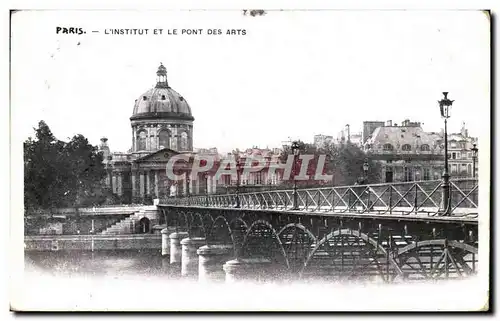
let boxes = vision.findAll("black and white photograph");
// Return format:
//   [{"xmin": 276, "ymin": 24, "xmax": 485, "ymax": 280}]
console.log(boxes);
[{"xmin": 9, "ymin": 8, "xmax": 491, "ymax": 312}]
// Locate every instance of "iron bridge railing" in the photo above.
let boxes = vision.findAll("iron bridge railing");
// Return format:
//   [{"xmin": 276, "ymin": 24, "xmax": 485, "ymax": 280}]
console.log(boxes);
[{"xmin": 161, "ymin": 179, "xmax": 479, "ymax": 218}]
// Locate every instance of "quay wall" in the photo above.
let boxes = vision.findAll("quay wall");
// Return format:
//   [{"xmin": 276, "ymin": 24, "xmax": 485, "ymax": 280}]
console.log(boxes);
[{"xmin": 24, "ymin": 234, "xmax": 163, "ymax": 252}]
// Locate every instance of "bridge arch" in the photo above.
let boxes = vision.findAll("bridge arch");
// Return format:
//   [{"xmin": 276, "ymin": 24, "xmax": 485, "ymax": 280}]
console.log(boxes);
[
  {"xmin": 188, "ymin": 212, "xmax": 207, "ymax": 238},
  {"xmin": 241, "ymin": 219, "xmax": 290, "ymax": 270},
  {"xmin": 174, "ymin": 210, "xmax": 191, "ymax": 232},
  {"xmin": 395, "ymin": 239, "xmax": 478, "ymax": 280},
  {"xmin": 207, "ymin": 215, "xmax": 237, "ymax": 255},
  {"xmin": 277, "ymin": 223, "xmax": 317, "ymax": 273},
  {"xmin": 300, "ymin": 228, "xmax": 404, "ymax": 282}
]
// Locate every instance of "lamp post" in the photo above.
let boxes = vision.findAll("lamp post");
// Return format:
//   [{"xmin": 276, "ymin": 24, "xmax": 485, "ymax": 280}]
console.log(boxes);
[
  {"xmin": 362, "ymin": 158, "xmax": 369, "ymax": 184},
  {"xmin": 471, "ymin": 143, "xmax": 478, "ymax": 178},
  {"xmin": 234, "ymin": 152, "xmax": 241, "ymax": 208},
  {"xmin": 439, "ymin": 92, "xmax": 454, "ymax": 216},
  {"xmin": 291, "ymin": 141, "xmax": 301, "ymax": 210}
]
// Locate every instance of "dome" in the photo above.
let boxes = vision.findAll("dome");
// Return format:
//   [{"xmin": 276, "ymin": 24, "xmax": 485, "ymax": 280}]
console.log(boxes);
[{"xmin": 130, "ymin": 64, "xmax": 194, "ymax": 121}]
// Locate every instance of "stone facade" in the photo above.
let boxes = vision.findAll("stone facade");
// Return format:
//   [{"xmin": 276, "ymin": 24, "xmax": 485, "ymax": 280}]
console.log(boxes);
[
  {"xmin": 100, "ymin": 63, "xmax": 199, "ymax": 203},
  {"xmin": 363, "ymin": 119, "xmax": 478, "ymax": 183}
]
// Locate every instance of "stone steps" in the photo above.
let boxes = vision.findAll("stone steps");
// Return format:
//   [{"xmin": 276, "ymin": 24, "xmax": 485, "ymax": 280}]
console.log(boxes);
[{"xmin": 101, "ymin": 210, "xmax": 146, "ymax": 235}]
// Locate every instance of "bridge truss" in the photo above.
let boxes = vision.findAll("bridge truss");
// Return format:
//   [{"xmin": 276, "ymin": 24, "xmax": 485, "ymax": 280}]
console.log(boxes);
[{"xmin": 159, "ymin": 179, "xmax": 479, "ymax": 282}]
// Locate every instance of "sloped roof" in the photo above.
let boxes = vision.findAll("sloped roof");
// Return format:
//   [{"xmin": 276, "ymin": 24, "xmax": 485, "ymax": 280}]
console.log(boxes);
[{"xmin": 364, "ymin": 126, "xmax": 442, "ymax": 151}]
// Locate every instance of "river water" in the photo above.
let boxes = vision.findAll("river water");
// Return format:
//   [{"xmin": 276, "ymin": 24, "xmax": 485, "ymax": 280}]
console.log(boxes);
[
  {"xmin": 25, "ymin": 249, "xmax": 179, "ymax": 278},
  {"xmin": 19, "ymin": 249, "xmax": 485, "ymax": 311}
]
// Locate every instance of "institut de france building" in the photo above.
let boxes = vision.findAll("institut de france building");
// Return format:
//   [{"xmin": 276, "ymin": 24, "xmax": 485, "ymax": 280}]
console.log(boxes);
[{"xmin": 99, "ymin": 63, "xmax": 216, "ymax": 203}]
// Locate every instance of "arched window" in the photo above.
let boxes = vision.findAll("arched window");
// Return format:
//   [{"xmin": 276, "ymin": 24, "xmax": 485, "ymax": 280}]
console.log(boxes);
[
  {"xmin": 420, "ymin": 144, "xmax": 430, "ymax": 151},
  {"xmin": 180, "ymin": 131, "xmax": 189, "ymax": 150},
  {"xmin": 402, "ymin": 144, "xmax": 412, "ymax": 151},
  {"xmin": 383, "ymin": 143, "xmax": 394, "ymax": 151},
  {"xmin": 137, "ymin": 130, "xmax": 147, "ymax": 151},
  {"xmin": 158, "ymin": 130, "xmax": 170, "ymax": 149}
]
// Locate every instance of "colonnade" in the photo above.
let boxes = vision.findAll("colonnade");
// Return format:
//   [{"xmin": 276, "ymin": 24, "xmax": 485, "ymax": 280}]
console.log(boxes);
[{"xmin": 107, "ymin": 170, "xmax": 219, "ymax": 201}]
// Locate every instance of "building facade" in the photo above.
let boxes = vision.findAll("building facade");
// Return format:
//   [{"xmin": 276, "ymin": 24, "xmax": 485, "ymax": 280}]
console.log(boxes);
[
  {"xmin": 447, "ymin": 123, "xmax": 478, "ymax": 178},
  {"xmin": 363, "ymin": 119, "xmax": 478, "ymax": 183},
  {"xmin": 100, "ymin": 63, "xmax": 203, "ymax": 203},
  {"xmin": 364, "ymin": 120, "xmax": 445, "ymax": 183}
]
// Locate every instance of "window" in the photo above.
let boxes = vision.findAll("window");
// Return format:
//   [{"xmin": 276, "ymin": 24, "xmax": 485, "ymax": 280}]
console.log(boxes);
[
  {"xmin": 456, "ymin": 152, "xmax": 461, "ymax": 159},
  {"xmin": 402, "ymin": 144, "xmax": 412, "ymax": 151},
  {"xmin": 452, "ymin": 152, "xmax": 456, "ymax": 159},
  {"xmin": 143, "ymin": 96, "xmax": 148, "ymax": 100},
  {"xmin": 451, "ymin": 164, "xmax": 458, "ymax": 173},
  {"xmin": 420, "ymin": 144, "xmax": 430, "ymax": 151},
  {"xmin": 158, "ymin": 130, "xmax": 170, "ymax": 149},
  {"xmin": 468, "ymin": 152, "xmax": 472, "ymax": 159},
  {"xmin": 180, "ymin": 131, "xmax": 189, "ymax": 150},
  {"xmin": 136, "ymin": 130, "xmax": 147, "ymax": 151},
  {"xmin": 386, "ymin": 160, "xmax": 392, "ymax": 164},
  {"xmin": 447, "ymin": 153, "xmax": 451, "ymax": 159},
  {"xmin": 468, "ymin": 164, "xmax": 472, "ymax": 175},
  {"xmin": 255, "ymin": 172, "xmax": 263, "ymax": 185},
  {"xmin": 383, "ymin": 143, "xmax": 394, "ymax": 151},
  {"xmin": 404, "ymin": 167, "xmax": 413, "ymax": 182},
  {"xmin": 423, "ymin": 168, "xmax": 431, "ymax": 180},
  {"xmin": 161, "ymin": 95, "xmax": 166, "ymax": 100}
]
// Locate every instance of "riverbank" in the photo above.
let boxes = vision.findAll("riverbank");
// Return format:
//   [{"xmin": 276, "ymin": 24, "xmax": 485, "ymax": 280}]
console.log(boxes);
[{"xmin": 24, "ymin": 234, "xmax": 162, "ymax": 252}]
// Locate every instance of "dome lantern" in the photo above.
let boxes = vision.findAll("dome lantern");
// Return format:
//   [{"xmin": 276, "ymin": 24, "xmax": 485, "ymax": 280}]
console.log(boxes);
[{"xmin": 156, "ymin": 63, "xmax": 168, "ymax": 88}]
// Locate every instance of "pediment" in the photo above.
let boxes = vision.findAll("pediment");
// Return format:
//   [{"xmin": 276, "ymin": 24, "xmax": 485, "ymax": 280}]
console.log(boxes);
[{"xmin": 134, "ymin": 148, "xmax": 180, "ymax": 163}]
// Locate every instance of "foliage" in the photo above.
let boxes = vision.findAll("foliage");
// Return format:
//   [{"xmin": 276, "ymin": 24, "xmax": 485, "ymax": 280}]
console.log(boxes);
[
  {"xmin": 24, "ymin": 121, "xmax": 107, "ymax": 212},
  {"xmin": 280, "ymin": 140, "xmax": 382, "ymax": 187}
]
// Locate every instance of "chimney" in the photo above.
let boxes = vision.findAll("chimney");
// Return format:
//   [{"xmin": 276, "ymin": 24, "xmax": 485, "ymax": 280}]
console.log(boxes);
[{"xmin": 386, "ymin": 120, "xmax": 392, "ymax": 127}]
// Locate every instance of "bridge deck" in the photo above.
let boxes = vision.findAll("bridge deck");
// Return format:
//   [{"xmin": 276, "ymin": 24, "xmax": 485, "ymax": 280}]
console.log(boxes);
[{"xmin": 159, "ymin": 204, "xmax": 478, "ymax": 224}]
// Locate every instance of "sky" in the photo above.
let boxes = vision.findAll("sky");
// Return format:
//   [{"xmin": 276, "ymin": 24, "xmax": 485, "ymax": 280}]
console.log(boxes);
[{"xmin": 11, "ymin": 10, "xmax": 490, "ymax": 154}]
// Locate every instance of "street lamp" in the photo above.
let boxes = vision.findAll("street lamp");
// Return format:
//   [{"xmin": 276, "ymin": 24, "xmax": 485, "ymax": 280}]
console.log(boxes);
[
  {"xmin": 471, "ymin": 143, "xmax": 478, "ymax": 179},
  {"xmin": 439, "ymin": 92, "xmax": 454, "ymax": 216},
  {"xmin": 291, "ymin": 141, "xmax": 301, "ymax": 210},
  {"xmin": 234, "ymin": 152, "xmax": 242, "ymax": 208},
  {"xmin": 363, "ymin": 158, "xmax": 369, "ymax": 184}
]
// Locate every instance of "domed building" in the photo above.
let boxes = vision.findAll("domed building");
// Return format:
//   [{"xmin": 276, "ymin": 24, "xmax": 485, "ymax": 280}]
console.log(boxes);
[
  {"xmin": 100, "ymin": 63, "xmax": 201, "ymax": 203},
  {"xmin": 130, "ymin": 63, "xmax": 194, "ymax": 155}
]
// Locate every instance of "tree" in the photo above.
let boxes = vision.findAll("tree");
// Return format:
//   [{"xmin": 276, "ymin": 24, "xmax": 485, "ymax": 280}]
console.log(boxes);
[
  {"xmin": 279, "ymin": 140, "xmax": 381, "ymax": 188},
  {"xmin": 24, "ymin": 121, "xmax": 107, "ymax": 212}
]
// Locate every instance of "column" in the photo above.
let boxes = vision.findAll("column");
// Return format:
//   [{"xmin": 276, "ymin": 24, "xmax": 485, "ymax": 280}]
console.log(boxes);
[
  {"xmin": 181, "ymin": 237, "xmax": 206, "ymax": 276},
  {"xmin": 132, "ymin": 126, "xmax": 136, "ymax": 152},
  {"xmin": 198, "ymin": 244, "xmax": 233, "ymax": 282},
  {"xmin": 154, "ymin": 170, "xmax": 159, "ymax": 198},
  {"xmin": 161, "ymin": 228, "xmax": 170, "ymax": 256},
  {"xmin": 117, "ymin": 172, "xmax": 123, "ymax": 196},
  {"xmin": 131, "ymin": 171, "xmax": 137, "ymax": 199},
  {"xmin": 169, "ymin": 232, "xmax": 189, "ymax": 264},
  {"xmin": 108, "ymin": 171, "xmax": 113, "ymax": 191},
  {"xmin": 223, "ymin": 258, "xmax": 272, "ymax": 283},
  {"xmin": 183, "ymin": 173, "xmax": 187, "ymax": 196},
  {"xmin": 146, "ymin": 170, "xmax": 151, "ymax": 197},
  {"xmin": 112, "ymin": 173, "xmax": 117, "ymax": 194},
  {"xmin": 139, "ymin": 171, "xmax": 145, "ymax": 200}
]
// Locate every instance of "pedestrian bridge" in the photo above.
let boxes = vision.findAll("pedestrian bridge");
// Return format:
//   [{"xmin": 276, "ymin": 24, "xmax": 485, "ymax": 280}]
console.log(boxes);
[{"xmin": 158, "ymin": 179, "xmax": 479, "ymax": 282}]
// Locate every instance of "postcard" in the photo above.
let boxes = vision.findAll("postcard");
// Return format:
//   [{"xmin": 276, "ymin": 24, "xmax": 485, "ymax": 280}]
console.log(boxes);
[{"xmin": 10, "ymin": 9, "xmax": 490, "ymax": 311}]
